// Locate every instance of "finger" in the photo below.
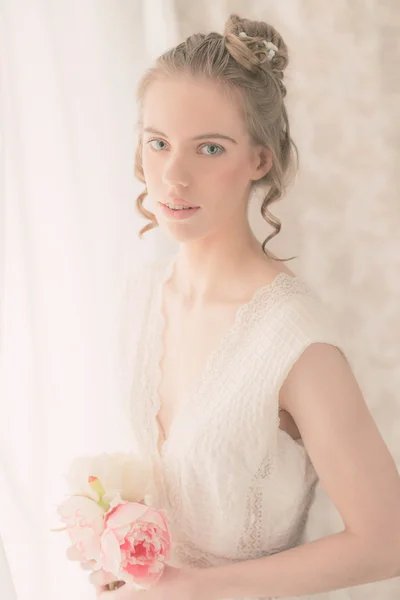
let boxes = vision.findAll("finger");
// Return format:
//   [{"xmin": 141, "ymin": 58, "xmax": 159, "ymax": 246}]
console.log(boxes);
[
  {"xmin": 96, "ymin": 583, "xmax": 125, "ymax": 598},
  {"xmin": 97, "ymin": 583, "xmax": 132, "ymax": 598},
  {"xmin": 89, "ymin": 569, "xmax": 118, "ymax": 587}
]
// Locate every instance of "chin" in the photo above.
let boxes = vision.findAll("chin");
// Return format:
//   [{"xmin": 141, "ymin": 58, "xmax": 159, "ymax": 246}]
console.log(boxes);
[{"xmin": 161, "ymin": 226, "xmax": 202, "ymax": 244}]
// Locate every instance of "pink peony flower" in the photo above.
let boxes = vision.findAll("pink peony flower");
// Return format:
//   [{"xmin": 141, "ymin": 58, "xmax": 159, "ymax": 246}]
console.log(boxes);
[
  {"xmin": 100, "ymin": 501, "xmax": 171, "ymax": 588},
  {"xmin": 57, "ymin": 495, "xmax": 105, "ymax": 567}
]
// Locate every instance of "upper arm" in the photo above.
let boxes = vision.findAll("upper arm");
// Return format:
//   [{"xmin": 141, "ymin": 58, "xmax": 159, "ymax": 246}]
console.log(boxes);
[{"xmin": 279, "ymin": 343, "xmax": 400, "ymax": 556}]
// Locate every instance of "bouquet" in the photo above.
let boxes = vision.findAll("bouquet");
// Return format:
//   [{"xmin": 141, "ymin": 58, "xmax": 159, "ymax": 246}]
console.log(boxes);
[{"xmin": 53, "ymin": 453, "xmax": 171, "ymax": 592}]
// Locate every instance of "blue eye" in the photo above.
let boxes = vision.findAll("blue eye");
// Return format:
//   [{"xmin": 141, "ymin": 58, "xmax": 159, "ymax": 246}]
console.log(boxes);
[
  {"xmin": 200, "ymin": 143, "xmax": 224, "ymax": 156},
  {"xmin": 148, "ymin": 139, "xmax": 168, "ymax": 151}
]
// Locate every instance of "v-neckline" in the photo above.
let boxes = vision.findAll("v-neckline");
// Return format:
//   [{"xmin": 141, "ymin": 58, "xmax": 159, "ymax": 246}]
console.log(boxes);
[{"xmin": 150, "ymin": 253, "xmax": 297, "ymax": 460}]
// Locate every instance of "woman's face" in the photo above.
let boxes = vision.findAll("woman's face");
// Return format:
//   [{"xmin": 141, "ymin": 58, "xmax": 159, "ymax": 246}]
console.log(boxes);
[{"xmin": 141, "ymin": 75, "xmax": 270, "ymax": 243}]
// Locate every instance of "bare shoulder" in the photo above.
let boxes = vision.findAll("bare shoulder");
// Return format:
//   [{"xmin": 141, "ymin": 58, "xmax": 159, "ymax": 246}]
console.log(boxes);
[{"xmin": 279, "ymin": 343, "xmax": 400, "ymax": 557}]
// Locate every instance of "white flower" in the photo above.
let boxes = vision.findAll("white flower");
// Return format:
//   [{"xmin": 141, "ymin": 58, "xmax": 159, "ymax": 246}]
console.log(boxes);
[
  {"xmin": 65, "ymin": 453, "xmax": 153, "ymax": 503},
  {"xmin": 263, "ymin": 41, "xmax": 279, "ymax": 61}
]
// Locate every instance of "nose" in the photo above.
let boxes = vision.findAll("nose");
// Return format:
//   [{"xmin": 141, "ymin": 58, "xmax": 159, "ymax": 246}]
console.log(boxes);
[{"xmin": 162, "ymin": 151, "xmax": 190, "ymax": 188}]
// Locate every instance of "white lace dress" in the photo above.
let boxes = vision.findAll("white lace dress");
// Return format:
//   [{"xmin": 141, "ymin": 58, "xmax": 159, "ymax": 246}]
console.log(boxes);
[{"xmin": 116, "ymin": 253, "xmax": 350, "ymax": 600}]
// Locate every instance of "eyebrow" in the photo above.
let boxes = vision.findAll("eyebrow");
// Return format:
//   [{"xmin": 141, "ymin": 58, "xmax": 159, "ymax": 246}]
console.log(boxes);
[{"xmin": 143, "ymin": 127, "xmax": 238, "ymax": 144}]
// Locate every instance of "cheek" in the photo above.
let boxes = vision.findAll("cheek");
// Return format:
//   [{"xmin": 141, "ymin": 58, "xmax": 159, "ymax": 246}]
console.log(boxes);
[
  {"xmin": 208, "ymin": 157, "xmax": 250, "ymax": 190},
  {"xmin": 141, "ymin": 150, "xmax": 153, "ymax": 179},
  {"xmin": 141, "ymin": 150, "xmax": 162, "ymax": 185}
]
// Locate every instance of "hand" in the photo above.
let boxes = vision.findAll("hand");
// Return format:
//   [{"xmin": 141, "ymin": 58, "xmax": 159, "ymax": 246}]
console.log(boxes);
[
  {"xmin": 88, "ymin": 569, "xmax": 126, "ymax": 597},
  {"xmin": 66, "ymin": 545, "xmax": 125, "ymax": 595},
  {"xmin": 88, "ymin": 564, "xmax": 214, "ymax": 600}
]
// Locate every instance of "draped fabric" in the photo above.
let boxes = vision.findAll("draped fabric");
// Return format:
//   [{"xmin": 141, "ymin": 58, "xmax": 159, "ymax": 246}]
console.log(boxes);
[
  {"xmin": 0, "ymin": 1, "xmax": 176, "ymax": 598},
  {"xmin": 0, "ymin": 535, "xmax": 16, "ymax": 600}
]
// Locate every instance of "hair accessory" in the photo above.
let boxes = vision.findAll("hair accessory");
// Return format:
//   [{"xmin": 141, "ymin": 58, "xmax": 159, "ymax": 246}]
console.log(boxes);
[
  {"xmin": 263, "ymin": 41, "xmax": 279, "ymax": 60},
  {"xmin": 237, "ymin": 32, "xmax": 278, "ymax": 61}
]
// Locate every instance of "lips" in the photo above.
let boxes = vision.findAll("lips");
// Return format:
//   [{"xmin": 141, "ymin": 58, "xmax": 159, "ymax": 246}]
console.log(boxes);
[{"xmin": 165, "ymin": 197, "xmax": 199, "ymax": 208}]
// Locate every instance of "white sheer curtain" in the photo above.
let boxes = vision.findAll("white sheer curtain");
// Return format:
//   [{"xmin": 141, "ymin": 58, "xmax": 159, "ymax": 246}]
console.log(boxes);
[
  {"xmin": 0, "ymin": 1, "xmax": 177, "ymax": 599},
  {"xmin": 0, "ymin": 536, "xmax": 16, "ymax": 600}
]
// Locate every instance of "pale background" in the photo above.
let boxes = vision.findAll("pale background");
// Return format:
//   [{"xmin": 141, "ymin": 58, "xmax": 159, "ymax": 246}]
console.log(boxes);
[{"xmin": 0, "ymin": 1, "xmax": 399, "ymax": 599}]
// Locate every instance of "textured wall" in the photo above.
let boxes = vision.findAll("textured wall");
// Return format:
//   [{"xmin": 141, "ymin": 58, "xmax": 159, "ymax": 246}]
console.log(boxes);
[{"xmin": 169, "ymin": 2, "xmax": 400, "ymax": 598}]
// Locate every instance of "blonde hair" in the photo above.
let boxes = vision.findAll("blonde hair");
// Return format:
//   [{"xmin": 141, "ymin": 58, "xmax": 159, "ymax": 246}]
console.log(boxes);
[{"xmin": 134, "ymin": 13, "xmax": 298, "ymax": 261}]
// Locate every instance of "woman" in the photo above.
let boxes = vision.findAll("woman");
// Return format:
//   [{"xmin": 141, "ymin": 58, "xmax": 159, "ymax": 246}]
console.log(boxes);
[{"xmin": 92, "ymin": 13, "xmax": 400, "ymax": 600}]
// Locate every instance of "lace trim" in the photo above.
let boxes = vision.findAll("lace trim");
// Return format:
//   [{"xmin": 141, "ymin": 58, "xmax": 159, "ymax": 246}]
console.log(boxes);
[
  {"xmin": 149, "ymin": 254, "xmax": 316, "ymax": 458},
  {"xmin": 236, "ymin": 447, "xmax": 277, "ymax": 559},
  {"xmin": 237, "ymin": 430, "xmax": 319, "ymax": 562},
  {"xmin": 121, "ymin": 259, "xmax": 168, "ymax": 457}
]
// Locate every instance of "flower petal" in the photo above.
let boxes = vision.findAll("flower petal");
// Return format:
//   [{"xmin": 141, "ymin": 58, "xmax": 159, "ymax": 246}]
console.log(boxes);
[
  {"xmin": 105, "ymin": 502, "xmax": 169, "ymax": 535},
  {"xmin": 104, "ymin": 502, "xmax": 149, "ymax": 529},
  {"xmin": 100, "ymin": 529, "xmax": 122, "ymax": 575}
]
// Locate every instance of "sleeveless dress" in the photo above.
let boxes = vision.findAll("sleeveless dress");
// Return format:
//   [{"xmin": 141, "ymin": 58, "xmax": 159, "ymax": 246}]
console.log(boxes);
[{"xmin": 116, "ymin": 253, "xmax": 350, "ymax": 600}]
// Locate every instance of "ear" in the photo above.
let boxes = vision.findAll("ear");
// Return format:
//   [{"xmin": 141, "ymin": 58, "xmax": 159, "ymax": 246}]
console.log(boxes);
[{"xmin": 252, "ymin": 146, "xmax": 273, "ymax": 181}]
